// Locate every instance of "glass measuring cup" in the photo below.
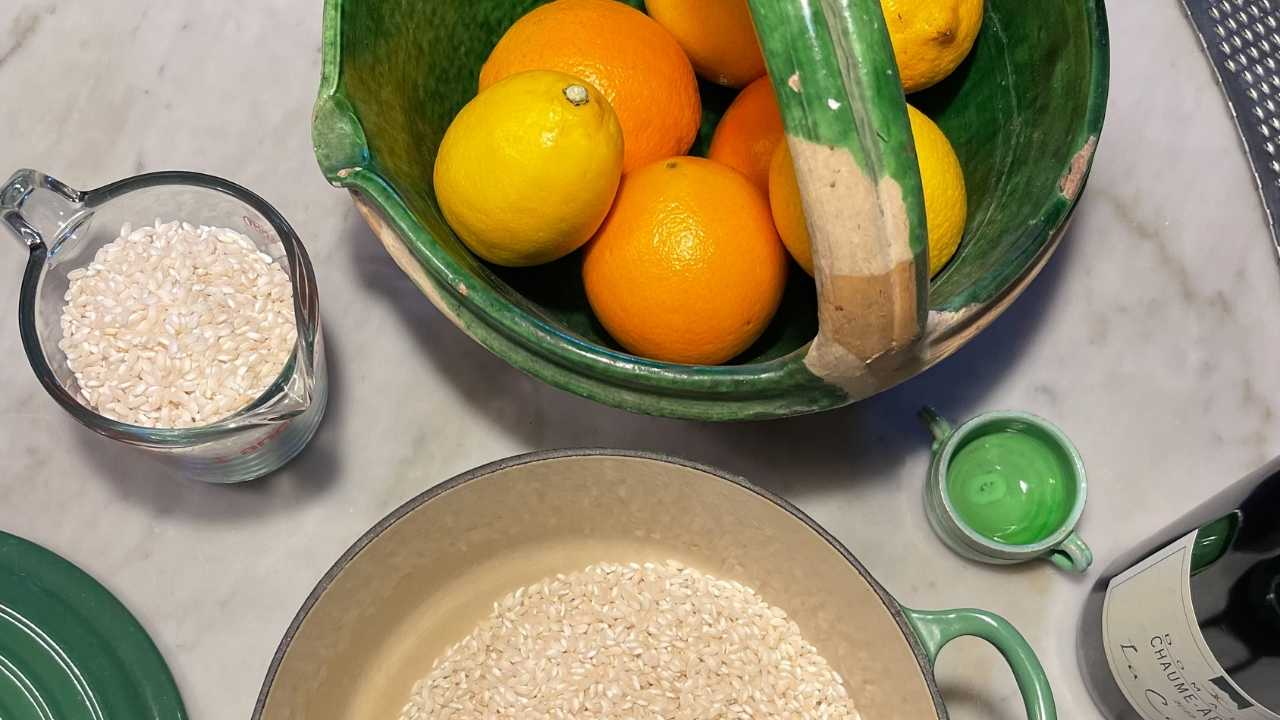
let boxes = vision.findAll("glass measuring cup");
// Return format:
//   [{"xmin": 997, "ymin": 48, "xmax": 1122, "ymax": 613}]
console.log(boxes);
[{"xmin": 1, "ymin": 169, "xmax": 327, "ymax": 483}]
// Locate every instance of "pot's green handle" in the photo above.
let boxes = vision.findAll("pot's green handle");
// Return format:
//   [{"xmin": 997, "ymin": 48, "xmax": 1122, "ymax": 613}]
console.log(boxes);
[{"xmin": 904, "ymin": 607, "xmax": 1056, "ymax": 720}]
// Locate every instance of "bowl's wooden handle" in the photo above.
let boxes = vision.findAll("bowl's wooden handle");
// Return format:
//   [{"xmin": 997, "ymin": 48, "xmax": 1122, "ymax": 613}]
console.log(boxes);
[{"xmin": 751, "ymin": 0, "xmax": 927, "ymax": 397}]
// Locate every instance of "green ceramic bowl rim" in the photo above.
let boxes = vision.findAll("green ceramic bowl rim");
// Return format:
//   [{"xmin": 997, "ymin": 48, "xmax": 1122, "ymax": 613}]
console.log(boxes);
[
  {"xmin": 252, "ymin": 448, "xmax": 1045, "ymax": 719},
  {"xmin": 934, "ymin": 411, "xmax": 1089, "ymax": 553},
  {"xmin": 311, "ymin": 0, "xmax": 1110, "ymax": 419}
]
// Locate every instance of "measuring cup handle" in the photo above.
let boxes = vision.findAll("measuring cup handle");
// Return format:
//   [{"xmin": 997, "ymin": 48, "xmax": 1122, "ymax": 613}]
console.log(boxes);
[
  {"xmin": 918, "ymin": 405, "xmax": 954, "ymax": 449},
  {"xmin": 1, "ymin": 169, "xmax": 86, "ymax": 251}
]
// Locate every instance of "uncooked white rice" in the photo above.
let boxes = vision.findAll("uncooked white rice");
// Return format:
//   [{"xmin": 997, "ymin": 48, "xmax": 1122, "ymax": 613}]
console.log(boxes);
[
  {"xmin": 58, "ymin": 220, "xmax": 296, "ymax": 428},
  {"xmin": 399, "ymin": 560, "xmax": 857, "ymax": 720}
]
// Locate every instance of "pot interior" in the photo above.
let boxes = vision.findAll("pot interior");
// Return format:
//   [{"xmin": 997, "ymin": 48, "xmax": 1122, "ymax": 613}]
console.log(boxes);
[{"xmin": 256, "ymin": 453, "xmax": 937, "ymax": 719}]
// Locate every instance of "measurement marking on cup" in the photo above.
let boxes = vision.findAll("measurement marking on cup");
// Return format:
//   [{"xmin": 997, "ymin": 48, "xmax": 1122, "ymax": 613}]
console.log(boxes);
[
  {"xmin": 242, "ymin": 214, "xmax": 274, "ymax": 237},
  {"xmin": 239, "ymin": 421, "xmax": 290, "ymax": 457},
  {"xmin": 208, "ymin": 421, "xmax": 292, "ymax": 465}
]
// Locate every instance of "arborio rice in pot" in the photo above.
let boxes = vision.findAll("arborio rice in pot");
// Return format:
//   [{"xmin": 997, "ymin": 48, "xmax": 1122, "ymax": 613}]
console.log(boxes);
[
  {"xmin": 400, "ymin": 560, "xmax": 858, "ymax": 720},
  {"xmin": 58, "ymin": 220, "xmax": 296, "ymax": 428}
]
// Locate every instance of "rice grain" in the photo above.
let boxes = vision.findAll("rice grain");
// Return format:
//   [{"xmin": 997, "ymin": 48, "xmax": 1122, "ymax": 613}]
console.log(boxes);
[
  {"xmin": 399, "ymin": 560, "xmax": 858, "ymax": 720},
  {"xmin": 58, "ymin": 220, "xmax": 296, "ymax": 428}
]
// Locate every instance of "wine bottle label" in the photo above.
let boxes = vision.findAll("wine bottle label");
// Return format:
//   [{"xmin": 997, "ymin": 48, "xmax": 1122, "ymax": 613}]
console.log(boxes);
[{"xmin": 1103, "ymin": 530, "xmax": 1278, "ymax": 720}]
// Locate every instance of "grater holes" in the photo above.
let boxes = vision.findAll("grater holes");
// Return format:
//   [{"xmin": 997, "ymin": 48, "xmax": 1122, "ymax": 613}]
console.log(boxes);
[{"xmin": 1260, "ymin": 122, "xmax": 1272, "ymax": 138}]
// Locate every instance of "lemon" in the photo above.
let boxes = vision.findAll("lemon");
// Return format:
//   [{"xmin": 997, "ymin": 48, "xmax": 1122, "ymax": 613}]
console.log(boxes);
[
  {"xmin": 881, "ymin": 0, "xmax": 984, "ymax": 93},
  {"xmin": 766, "ymin": 106, "xmax": 966, "ymax": 278},
  {"xmin": 434, "ymin": 70, "xmax": 624, "ymax": 267},
  {"xmin": 907, "ymin": 104, "xmax": 966, "ymax": 276}
]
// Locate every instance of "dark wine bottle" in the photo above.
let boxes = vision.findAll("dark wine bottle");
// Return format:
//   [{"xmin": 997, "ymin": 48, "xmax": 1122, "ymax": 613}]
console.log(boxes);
[{"xmin": 1079, "ymin": 457, "xmax": 1280, "ymax": 719}]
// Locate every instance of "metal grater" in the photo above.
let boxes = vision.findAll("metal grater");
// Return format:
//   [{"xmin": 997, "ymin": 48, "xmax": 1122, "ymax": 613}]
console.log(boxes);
[{"xmin": 1183, "ymin": 0, "xmax": 1280, "ymax": 257}]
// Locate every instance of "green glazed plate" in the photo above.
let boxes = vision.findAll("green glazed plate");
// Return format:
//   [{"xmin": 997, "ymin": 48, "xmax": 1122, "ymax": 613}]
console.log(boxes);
[{"xmin": 0, "ymin": 531, "xmax": 186, "ymax": 719}]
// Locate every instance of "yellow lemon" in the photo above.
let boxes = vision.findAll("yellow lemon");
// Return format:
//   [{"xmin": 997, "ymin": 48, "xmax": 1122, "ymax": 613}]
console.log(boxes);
[
  {"xmin": 907, "ymin": 104, "xmax": 966, "ymax": 277},
  {"xmin": 881, "ymin": 0, "xmax": 984, "ymax": 93},
  {"xmin": 767, "ymin": 105, "xmax": 966, "ymax": 278},
  {"xmin": 434, "ymin": 70, "xmax": 623, "ymax": 267}
]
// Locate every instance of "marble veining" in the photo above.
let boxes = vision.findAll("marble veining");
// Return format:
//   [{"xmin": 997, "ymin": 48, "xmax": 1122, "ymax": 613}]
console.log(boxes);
[{"xmin": 2, "ymin": 2, "xmax": 1280, "ymax": 720}]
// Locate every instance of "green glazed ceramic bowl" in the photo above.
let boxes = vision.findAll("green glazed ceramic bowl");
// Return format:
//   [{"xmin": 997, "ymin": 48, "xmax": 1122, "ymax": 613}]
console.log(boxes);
[{"xmin": 312, "ymin": 0, "xmax": 1108, "ymax": 420}]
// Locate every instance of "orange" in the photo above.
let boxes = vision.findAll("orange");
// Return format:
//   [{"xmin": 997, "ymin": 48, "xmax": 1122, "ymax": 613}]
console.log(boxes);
[
  {"xmin": 583, "ymin": 157, "xmax": 788, "ymax": 365},
  {"xmin": 644, "ymin": 0, "xmax": 767, "ymax": 87},
  {"xmin": 767, "ymin": 141, "xmax": 814, "ymax": 275},
  {"xmin": 480, "ymin": 0, "xmax": 701, "ymax": 172},
  {"xmin": 708, "ymin": 75, "xmax": 784, "ymax": 195}
]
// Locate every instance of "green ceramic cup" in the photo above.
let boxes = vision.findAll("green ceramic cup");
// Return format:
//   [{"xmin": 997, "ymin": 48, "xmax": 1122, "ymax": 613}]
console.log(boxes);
[{"xmin": 921, "ymin": 407, "xmax": 1092, "ymax": 573}]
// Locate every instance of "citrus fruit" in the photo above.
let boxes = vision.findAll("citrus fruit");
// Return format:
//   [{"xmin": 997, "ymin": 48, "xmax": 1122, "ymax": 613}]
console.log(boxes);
[
  {"xmin": 906, "ymin": 105, "xmax": 966, "ymax": 276},
  {"xmin": 434, "ymin": 70, "xmax": 624, "ymax": 267},
  {"xmin": 479, "ymin": 0, "xmax": 700, "ymax": 172},
  {"xmin": 708, "ymin": 75, "xmax": 784, "ymax": 194},
  {"xmin": 644, "ymin": 0, "xmax": 766, "ymax": 88},
  {"xmin": 767, "ymin": 141, "xmax": 813, "ymax": 275},
  {"xmin": 583, "ymin": 157, "xmax": 788, "ymax": 365},
  {"xmin": 767, "ymin": 105, "xmax": 968, "ymax": 278},
  {"xmin": 881, "ymin": 0, "xmax": 984, "ymax": 93}
]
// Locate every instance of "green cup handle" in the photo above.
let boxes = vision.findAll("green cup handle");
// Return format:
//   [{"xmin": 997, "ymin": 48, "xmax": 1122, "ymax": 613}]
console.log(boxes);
[
  {"xmin": 919, "ymin": 406, "xmax": 954, "ymax": 451},
  {"xmin": 1047, "ymin": 532, "xmax": 1092, "ymax": 573},
  {"xmin": 904, "ymin": 607, "xmax": 1056, "ymax": 720}
]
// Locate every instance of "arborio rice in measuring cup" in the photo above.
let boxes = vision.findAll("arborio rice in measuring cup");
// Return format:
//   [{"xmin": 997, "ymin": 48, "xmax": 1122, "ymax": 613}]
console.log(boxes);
[
  {"xmin": 400, "ymin": 560, "xmax": 857, "ymax": 720},
  {"xmin": 58, "ymin": 219, "xmax": 296, "ymax": 428}
]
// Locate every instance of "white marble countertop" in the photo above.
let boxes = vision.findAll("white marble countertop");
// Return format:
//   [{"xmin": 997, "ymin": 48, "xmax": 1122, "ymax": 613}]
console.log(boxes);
[{"xmin": 2, "ymin": 2, "xmax": 1278, "ymax": 719}]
